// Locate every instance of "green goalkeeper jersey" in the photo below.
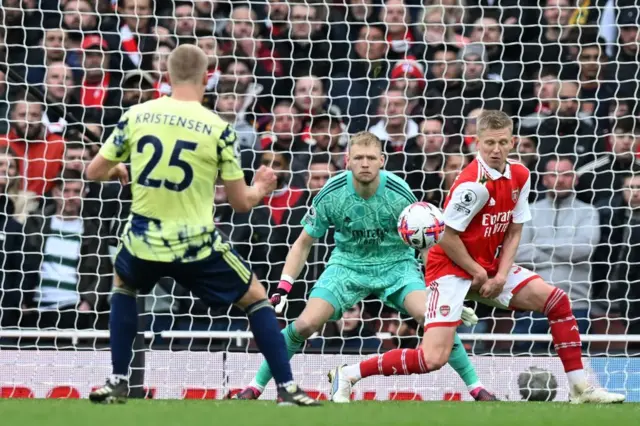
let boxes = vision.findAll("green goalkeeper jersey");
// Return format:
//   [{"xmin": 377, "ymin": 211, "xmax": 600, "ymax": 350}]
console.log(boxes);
[{"xmin": 302, "ymin": 170, "xmax": 417, "ymax": 268}]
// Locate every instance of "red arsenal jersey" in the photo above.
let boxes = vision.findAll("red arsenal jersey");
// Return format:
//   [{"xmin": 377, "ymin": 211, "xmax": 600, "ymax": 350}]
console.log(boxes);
[{"xmin": 426, "ymin": 155, "xmax": 531, "ymax": 281}]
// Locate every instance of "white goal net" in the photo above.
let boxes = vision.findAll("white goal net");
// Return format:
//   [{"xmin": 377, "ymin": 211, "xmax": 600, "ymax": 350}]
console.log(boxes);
[{"xmin": 0, "ymin": 0, "xmax": 639, "ymax": 402}]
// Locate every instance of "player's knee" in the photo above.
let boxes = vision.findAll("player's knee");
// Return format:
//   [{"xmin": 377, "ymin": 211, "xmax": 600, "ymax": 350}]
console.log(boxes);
[
  {"xmin": 236, "ymin": 276, "xmax": 267, "ymax": 309},
  {"xmin": 114, "ymin": 273, "xmax": 125, "ymax": 288},
  {"xmin": 544, "ymin": 287, "xmax": 571, "ymax": 317},
  {"xmin": 244, "ymin": 299, "xmax": 272, "ymax": 316},
  {"xmin": 112, "ymin": 274, "xmax": 137, "ymax": 296},
  {"xmin": 293, "ymin": 317, "xmax": 322, "ymax": 339},
  {"xmin": 422, "ymin": 347, "xmax": 448, "ymax": 371}
]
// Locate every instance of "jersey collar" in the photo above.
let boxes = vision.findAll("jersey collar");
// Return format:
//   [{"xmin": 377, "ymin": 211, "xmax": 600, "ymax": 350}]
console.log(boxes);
[
  {"xmin": 477, "ymin": 154, "xmax": 512, "ymax": 180},
  {"xmin": 347, "ymin": 171, "xmax": 388, "ymax": 198}
]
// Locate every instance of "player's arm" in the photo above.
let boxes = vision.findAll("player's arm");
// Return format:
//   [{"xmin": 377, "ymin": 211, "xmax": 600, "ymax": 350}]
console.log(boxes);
[
  {"xmin": 270, "ymin": 195, "xmax": 330, "ymax": 312},
  {"xmin": 223, "ymin": 166, "xmax": 276, "ymax": 213},
  {"xmin": 438, "ymin": 182, "xmax": 490, "ymax": 285},
  {"xmin": 495, "ymin": 173, "xmax": 532, "ymax": 279},
  {"xmin": 86, "ymin": 114, "xmax": 131, "ymax": 184},
  {"xmin": 270, "ymin": 230, "xmax": 318, "ymax": 313},
  {"xmin": 86, "ymin": 155, "xmax": 129, "ymax": 184},
  {"xmin": 216, "ymin": 124, "xmax": 276, "ymax": 212},
  {"xmin": 480, "ymin": 174, "xmax": 532, "ymax": 298}
]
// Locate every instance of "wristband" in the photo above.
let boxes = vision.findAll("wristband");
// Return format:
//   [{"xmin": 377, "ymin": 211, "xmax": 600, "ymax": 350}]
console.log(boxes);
[{"xmin": 278, "ymin": 275, "xmax": 294, "ymax": 293}]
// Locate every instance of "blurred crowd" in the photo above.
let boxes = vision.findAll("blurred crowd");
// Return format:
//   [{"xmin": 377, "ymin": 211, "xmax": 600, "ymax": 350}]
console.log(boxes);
[{"xmin": 0, "ymin": 0, "xmax": 639, "ymax": 353}]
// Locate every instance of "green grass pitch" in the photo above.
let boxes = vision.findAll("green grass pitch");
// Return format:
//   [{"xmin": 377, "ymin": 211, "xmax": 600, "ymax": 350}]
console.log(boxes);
[{"xmin": 2, "ymin": 400, "xmax": 639, "ymax": 426}]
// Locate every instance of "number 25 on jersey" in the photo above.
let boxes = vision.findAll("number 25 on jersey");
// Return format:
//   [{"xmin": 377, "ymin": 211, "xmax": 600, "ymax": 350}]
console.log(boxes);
[{"xmin": 137, "ymin": 135, "xmax": 197, "ymax": 192}]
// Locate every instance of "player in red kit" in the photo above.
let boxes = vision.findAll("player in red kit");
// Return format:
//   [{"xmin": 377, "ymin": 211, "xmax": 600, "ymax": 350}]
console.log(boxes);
[{"xmin": 330, "ymin": 110, "xmax": 624, "ymax": 403}]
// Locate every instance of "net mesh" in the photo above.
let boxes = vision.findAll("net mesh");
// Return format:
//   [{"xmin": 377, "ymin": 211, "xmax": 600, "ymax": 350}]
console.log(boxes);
[{"xmin": 0, "ymin": 0, "xmax": 639, "ymax": 400}]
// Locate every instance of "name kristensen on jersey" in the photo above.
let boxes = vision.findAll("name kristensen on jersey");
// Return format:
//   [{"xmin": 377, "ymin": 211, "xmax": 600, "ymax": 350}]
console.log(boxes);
[{"xmin": 135, "ymin": 112, "xmax": 214, "ymax": 136}]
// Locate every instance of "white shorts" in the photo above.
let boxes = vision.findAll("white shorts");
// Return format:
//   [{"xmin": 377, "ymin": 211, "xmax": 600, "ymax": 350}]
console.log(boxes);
[{"xmin": 424, "ymin": 265, "xmax": 539, "ymax": 329}]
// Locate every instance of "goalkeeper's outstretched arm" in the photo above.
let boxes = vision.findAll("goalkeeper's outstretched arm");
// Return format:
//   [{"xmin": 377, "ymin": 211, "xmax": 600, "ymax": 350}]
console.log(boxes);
[
  {"xmin": 270, "ymin": 230, "xmax": 316, "ymax": 312},
  {"xmin": 282, "ymin": 230, "xmax": 316, "ymax": 281}
]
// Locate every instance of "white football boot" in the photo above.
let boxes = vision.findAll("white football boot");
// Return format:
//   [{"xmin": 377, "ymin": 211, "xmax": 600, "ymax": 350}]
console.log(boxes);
[
  {"xmin": 328, "ymin": 365, "xmax": 352, "ymax": 403},
  {"xmin": 569, "ymin": 385, "xmax": 625, "ymax": 404}
]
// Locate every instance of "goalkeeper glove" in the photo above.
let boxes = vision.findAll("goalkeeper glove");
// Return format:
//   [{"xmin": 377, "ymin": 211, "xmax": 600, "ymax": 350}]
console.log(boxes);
[
  {"xmin": 270, "ymin": 275, "xmax": 293, "ymax": 314},
  {"xmin": 461, "ymin": 306, "xmax": 479, "ymax": 327}
]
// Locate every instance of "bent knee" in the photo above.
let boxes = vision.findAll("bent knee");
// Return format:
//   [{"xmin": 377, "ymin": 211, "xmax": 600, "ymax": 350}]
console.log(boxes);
[
  {"xmin": 113, "ymin": 274, "xmax": 137, "ymax": 296},
  {"xmin": 422, "ymin": 350, "xmax": 448, "ymax": 371},
  {"xmin": 294, "ymin": 317, "xmax": 323, "ymax": 339},
  {"xmin": 235, "ymin": 275, "xmax": 267, "ymax": 309}
]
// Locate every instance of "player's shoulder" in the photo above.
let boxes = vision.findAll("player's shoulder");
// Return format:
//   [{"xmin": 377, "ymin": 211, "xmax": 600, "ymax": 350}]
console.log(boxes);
[
  {"xmin": 382, "ymin": 170, "xmax": 416, "ymax": 203},
  {"xmin": 383, "ymin": 170, "xmax": 410, "ymax": 188},
  {"xmin": 507, "ymin": 159, "xmax": 530, "ymax": 182},
  {"xmin": 456, "ymin": 158, "xmax": 482, "ymax": 182},
  {"xmin": 449, "ymin": 178, "xmax": 490, "ymax": 208},
  {"xmin": 314, "ymin": 171, "xmax": 349, "ymax": 204}
]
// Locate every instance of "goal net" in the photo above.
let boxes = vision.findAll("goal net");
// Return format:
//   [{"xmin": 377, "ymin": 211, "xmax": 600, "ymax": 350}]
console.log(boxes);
[{"xmin": 0, "ymin": 0, "xmax": 638, "ymax": 402}]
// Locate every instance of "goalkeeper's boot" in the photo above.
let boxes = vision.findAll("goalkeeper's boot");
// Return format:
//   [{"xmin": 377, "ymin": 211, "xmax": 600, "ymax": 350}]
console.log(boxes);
[
  {"xmin": 276, "ymin": 383, "xmax": 321, "ymax": 406},
  {"xmin": 89, "ymin": 378, "xmax": 128, "ymax": 404},
  {"xmin": 569, "ymin": 385, "xmax": 625, "ymax": 404},
  {"xmin": 231, "ymin": 386, "xmax": 262, "ymax": 400},
  {"xmin": 470, "ymin": 387, "xmax": 498, "ymax": 401},
  {"xmin": 328, "ymin": 365, "xmax": 352, "ymax": 403}
]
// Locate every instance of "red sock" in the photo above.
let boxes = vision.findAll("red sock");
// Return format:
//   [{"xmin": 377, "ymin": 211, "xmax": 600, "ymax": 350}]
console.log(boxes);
[
  {"xmin": 359, "ymin": 348, "xmax": 429, "ymax": 379},
  {"xmin": 545, "ymin": 287, "xmax": 583, "ymax": 372}
]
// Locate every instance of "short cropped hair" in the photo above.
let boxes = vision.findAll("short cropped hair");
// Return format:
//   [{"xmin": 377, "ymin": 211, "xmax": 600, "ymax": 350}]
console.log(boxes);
[
  {"xmin": 477, "ymin": 110, "xmax": 513, "ymax": 135},
  {"xmin": 168, "ymin": 44, "xmax": 208, "ymax": 85},
  {"xmin": 348, "ymin": 131, "xmax": 382, "ymax": 151},
  {"xmin": 309, "ymin": 152, "xmax": 333, "ymax": 167},
  {"xmin": 54, "ymin": 169, "xmax": 84, "ymax": 188},
  {"xmin": 546, "ymin": 155, "xmax": 576, "ymax": 169},
  {"xmin": 613, "ymin": 117, "xmax": 640, "ymax": 135}
]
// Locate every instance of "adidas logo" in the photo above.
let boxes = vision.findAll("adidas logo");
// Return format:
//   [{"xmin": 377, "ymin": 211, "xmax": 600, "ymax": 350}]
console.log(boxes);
[{"xmin": 489, "ymin": 198, "xmax": 496, "ymax": 206}]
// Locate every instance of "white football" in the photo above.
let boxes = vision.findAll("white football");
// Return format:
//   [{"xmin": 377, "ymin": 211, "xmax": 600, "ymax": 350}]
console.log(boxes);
[{"xmin": 397, "ymin": 202, "xmax": 446, "ymax": 250}]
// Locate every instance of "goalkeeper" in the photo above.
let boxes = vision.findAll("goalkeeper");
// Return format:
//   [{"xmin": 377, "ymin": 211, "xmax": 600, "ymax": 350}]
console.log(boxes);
[
  {"xmin": 85, "ymin": 44, "xmax": 318, "ymax": 406},
  {"xmin": 235, "ymin": 132, "xmax": 496, "ymax": 401}
]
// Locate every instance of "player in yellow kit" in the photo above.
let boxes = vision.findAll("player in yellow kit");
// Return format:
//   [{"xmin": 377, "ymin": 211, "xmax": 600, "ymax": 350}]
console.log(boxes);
[{"xmin": 86, "ymin": 44, "xmax": 318, "ymax": 406}]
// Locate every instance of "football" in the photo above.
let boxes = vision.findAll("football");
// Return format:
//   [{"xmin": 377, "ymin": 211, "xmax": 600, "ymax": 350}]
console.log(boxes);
[
  {"xmin": 397, "ymin": 202, "xmax": 446, "ymax": 250},
  {"xmin": 518, "ymin": 366, "xmax": 558, "ymax": 401}
]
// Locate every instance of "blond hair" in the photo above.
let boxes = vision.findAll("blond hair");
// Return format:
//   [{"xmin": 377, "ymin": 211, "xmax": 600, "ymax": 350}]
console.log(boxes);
[
  {"xmin": 419, "ymin": 6, "xmax": 456, "ymax": 42},
  {"xmin": 167, "ymin": 44, "xmax": 209, "ymax": 86},
  {"xmin": 477, "ymin": 110, "xmax": 513, "ymax": 135},
  {"xmin": 348, "ymin": 131, "xmax": 382, "ymax": 152}
]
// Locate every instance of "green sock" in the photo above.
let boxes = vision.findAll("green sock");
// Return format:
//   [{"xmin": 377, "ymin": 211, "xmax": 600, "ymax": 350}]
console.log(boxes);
[
  {"xmin": 251, "ymin": 323, "xmax": 306, "ymax": 390},
  {"xmin": 447, "ymin": 333, "xmax": 481, "ymax": 389}
]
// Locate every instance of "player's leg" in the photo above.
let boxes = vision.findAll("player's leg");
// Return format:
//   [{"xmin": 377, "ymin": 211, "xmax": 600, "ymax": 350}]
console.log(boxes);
[
  {"xmin": 332, "ymin": 276, "xmax": 469, "ymax": 400},
  {"xmin": 400, "ymin": 289, "xmax": 495, "ymax": 400},
  {"xmin": 90, "ymin": 246, "xmax": 161, "ymax": 404},
  {"xmin": 181, "ymin": 246, "xmax": 318, "ymax": 406},
  {"xmin": 334, "ymin": 264, "xmax": 493, "ymax": 402},
  {"xmin": 243, "ymin": 297, "xmax": 335, "ymax": 396},
  {"xmin": 468, "ymin": 266, "xmax": 624, "ymax": 404},
  {"xmin": 506, "ymin": 271, "xmax": 625, "ymax": 404},
  {"xmin": 240, "ymin": 266, "xmax": 349, "ymax": 398}
]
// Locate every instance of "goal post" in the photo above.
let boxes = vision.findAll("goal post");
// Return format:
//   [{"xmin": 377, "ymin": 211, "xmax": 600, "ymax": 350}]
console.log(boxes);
[{"xmin": 0, "ymin": 0, "xmax": 638, "ymax": 402}]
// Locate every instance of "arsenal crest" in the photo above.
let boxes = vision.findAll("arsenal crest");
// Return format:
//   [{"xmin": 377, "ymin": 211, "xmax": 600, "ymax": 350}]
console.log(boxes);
[
  {"xmin": 512, "ymin": 188, "xmax": 520, "ymax": 203},
  {"xmin": 439, "ymin": 305, "xmax": 450, "ymax": 317}
]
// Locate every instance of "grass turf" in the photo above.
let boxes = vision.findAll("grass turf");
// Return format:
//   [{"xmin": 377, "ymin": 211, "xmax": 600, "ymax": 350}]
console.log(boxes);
[{"xmin": 2, "ymin": 400, "xmax": 639, "ymax": 426}]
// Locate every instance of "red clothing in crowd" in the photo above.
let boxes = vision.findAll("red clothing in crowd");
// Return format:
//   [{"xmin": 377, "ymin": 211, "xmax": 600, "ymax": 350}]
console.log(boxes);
[
  {"xmin": 263, "ymin": 187, "xmax": 304, "ymax": 225},
  {"xmin": 0, "ymin": 130, "xmax": 65, "ymax": 195}
]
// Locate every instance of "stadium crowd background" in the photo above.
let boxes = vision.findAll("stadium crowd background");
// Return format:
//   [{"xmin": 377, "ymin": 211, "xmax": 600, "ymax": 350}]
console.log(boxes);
[{"xmin": 0, "ymin": 0, "xmax": 639, "ymax": 355}]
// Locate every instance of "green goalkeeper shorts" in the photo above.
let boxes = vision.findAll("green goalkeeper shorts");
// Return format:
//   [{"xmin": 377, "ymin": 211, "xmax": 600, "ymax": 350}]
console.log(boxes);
[{"xmin": 309, "ymin": 260, "xmax": 425, "ymax": 321}]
